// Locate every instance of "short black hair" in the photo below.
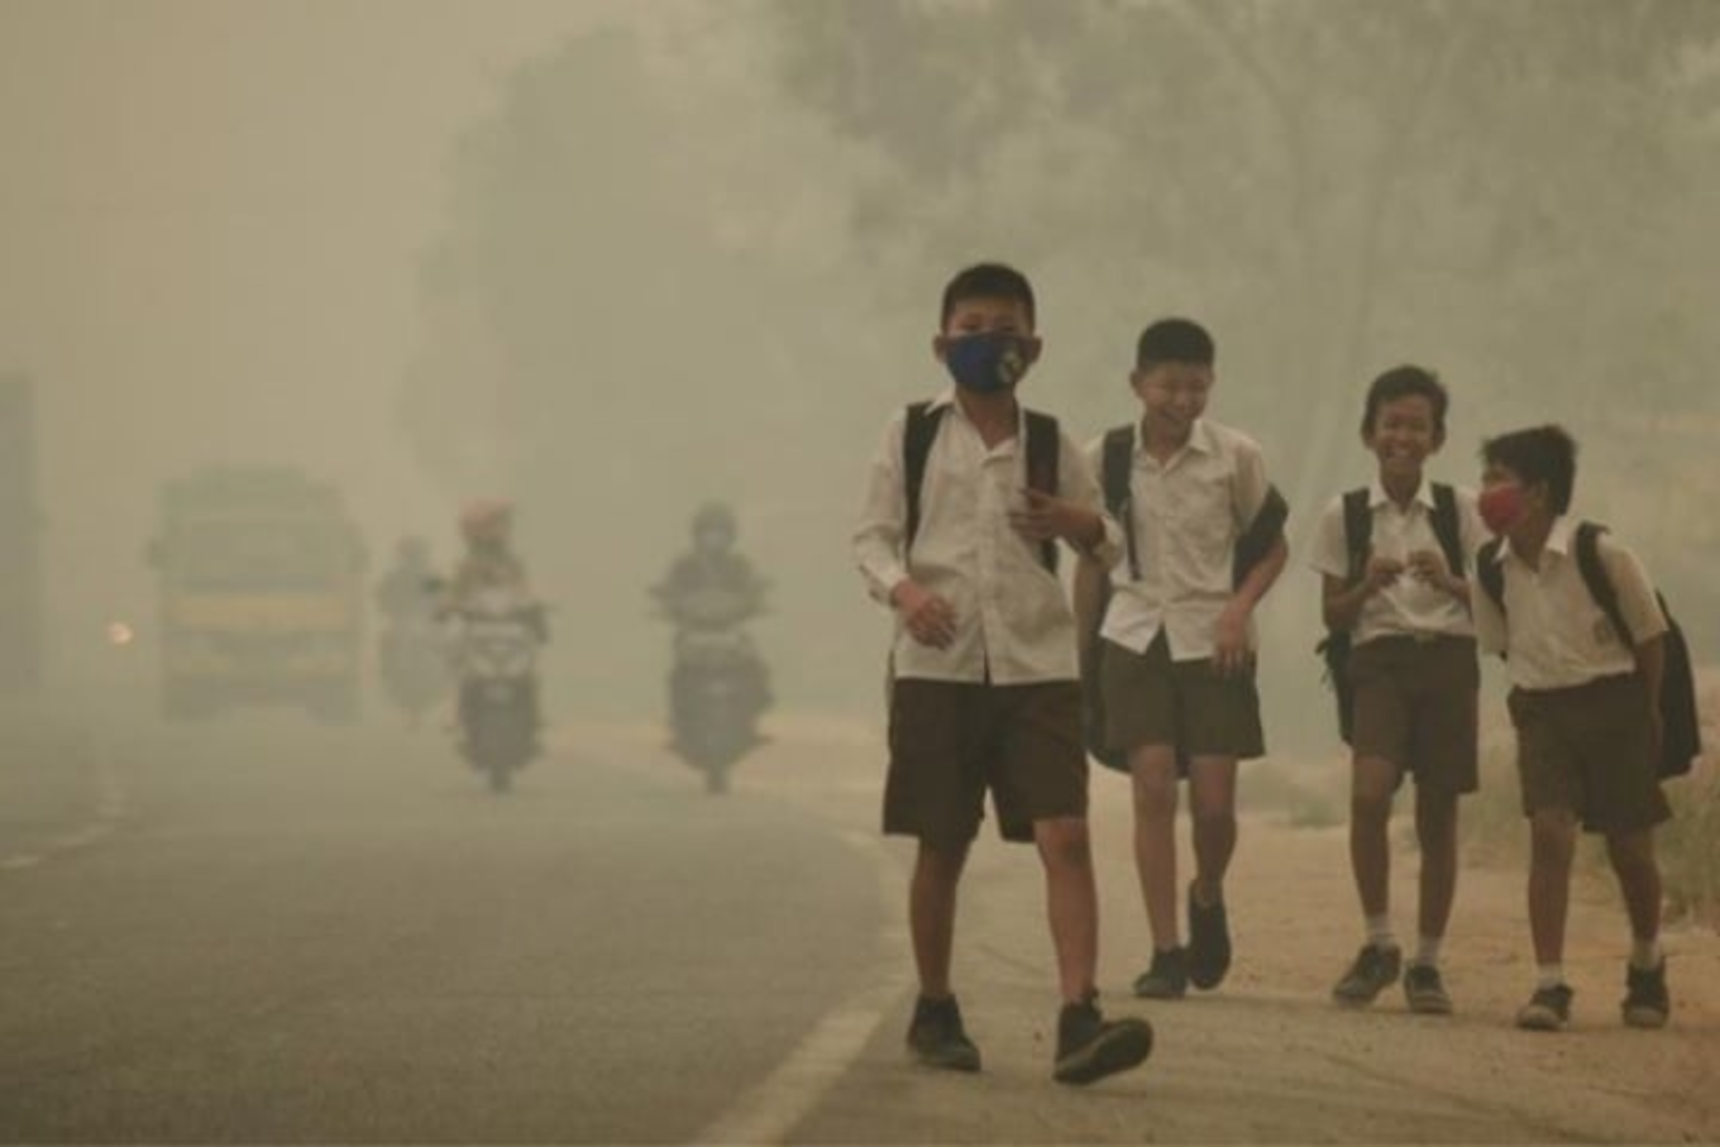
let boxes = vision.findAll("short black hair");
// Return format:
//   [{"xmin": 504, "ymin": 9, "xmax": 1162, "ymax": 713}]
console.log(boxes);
[
  {"xmin": 1362, "ymin": 364, "xmax": 1449, "ymax": 439},
  {"xmin": 1481, "ymin": 425, "xmax": 1578, "ymax": 514},
  {"xmin": 1136, "ymin": 318, "xmax": 1214, "ymax": 370},
  {"xmin": 940, "ymin": 262, "xmax": 1036, "ymax": 329}
]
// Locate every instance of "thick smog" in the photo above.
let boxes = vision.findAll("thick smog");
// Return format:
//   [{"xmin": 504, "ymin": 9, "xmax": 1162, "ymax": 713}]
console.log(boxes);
[{"xmin": 1, "ymin": 1, "xmax": 1717, "ymax": 1143}]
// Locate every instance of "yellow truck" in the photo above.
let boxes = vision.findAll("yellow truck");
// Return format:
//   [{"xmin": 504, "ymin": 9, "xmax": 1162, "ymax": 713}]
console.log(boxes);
[{"xmin": 147, "ymin": 467, "xmax": 366, "ymax": 721}]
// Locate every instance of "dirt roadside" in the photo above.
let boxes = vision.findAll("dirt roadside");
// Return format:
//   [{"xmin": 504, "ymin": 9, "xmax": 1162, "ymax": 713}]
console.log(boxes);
[{"xmin": 662, "ymin": 712, "xmax": 1720, "ymax": 1145}]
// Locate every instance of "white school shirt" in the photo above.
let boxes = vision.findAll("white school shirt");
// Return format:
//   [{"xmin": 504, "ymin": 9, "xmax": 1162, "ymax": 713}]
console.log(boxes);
[
  {"xmin": 1307, "ymin": 479, "xmax": 1488, "ymax": 645},
  {"xmin": 1087, "ymin": 418, "xmax": 1272, "ymax": 660},
  {"xmin": 852, "ymin": 390, "xmax": 1123, "ymax": 684},
  {"xmin": 1472, "ymin": 516, "xmax": 1667, "ymax": 690}
]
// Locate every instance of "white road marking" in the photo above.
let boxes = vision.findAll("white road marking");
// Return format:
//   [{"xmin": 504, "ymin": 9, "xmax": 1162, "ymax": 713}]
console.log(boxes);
[
  {"xmin": 693, "ymin": 828, "xmax": 911, "ymax": 1146},
  {"xmin": 0, "ymin": 765, "xmax": 128, "ymax": 873}
]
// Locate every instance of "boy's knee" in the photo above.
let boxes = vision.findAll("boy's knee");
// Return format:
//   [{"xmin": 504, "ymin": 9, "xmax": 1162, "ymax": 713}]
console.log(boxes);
[
  {"xmin": 1191, "ymin": 799, "xmax": 1236, "ymax": 834},
  {"xmin": 1350, "ymin": 789, "xmax": 1393, "ymax": 826},
  {"xmin": 1130, "ymin": 755, "xmax": 1179, "ymax": 817},
  {"xmin": 1605, "ymin": 830, "xmax": 1657, "ymax": 871},
  {"xmin": 915, "ymin": 840, "xmax": 970, "ymax": 881},
  {"xmin": 1035, "ymin": 816, "xmax": 1093, "ymax": 865},
  {"xmin": 1528, "ymin": 808, "xmax": 1578, "ymax": 854}
]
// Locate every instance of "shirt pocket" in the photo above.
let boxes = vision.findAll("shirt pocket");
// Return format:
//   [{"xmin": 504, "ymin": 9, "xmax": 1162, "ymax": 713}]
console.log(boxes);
[{"xmin": 1170, "ymin": 469, "xmax": 1237, "ymax": 577}]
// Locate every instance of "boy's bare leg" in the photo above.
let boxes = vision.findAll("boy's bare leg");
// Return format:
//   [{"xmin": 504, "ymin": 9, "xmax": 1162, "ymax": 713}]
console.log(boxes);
[
  {"xmin": 1187, "ymin": 755, "xmax": 1238, "ymax": 903},
  {"xmin": 1414, "ymin": 787, "xmax": 1460, "ymax": 942},
  {"xmin": 1605, "ymin": 829, "xmax": 1662, "ymax": 944},
  {"xmin": 1035, "ymin": 815, "xmax": 1099, "ymax": 1003},
  {"xmin": 1129, "ymin": 746, "xmax": 1181, "ymax": 947},
  {"xmin": 1527, "ymin": 808, "xmax": 1578, "ymax": 965},
  {"xmin": 1349, "ymin": 755, "xmax": 1398, "ymax": 920},
  {"xmin": 910, "ymin": 840, "xmax": 970, "ymax": 998}
]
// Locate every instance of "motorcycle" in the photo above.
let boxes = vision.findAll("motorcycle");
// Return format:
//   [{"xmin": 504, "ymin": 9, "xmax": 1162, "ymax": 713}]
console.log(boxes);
[
  {"xmin": 445, "ymin": 586, "xmax": 546, "ymax": 793},
  {"xmin": 377, "ymin": 612, "xmax": 449, "ymax": 728},
  {"xmin": 662, "ymin": 593, "xmax": 770, "ymax": 794}
]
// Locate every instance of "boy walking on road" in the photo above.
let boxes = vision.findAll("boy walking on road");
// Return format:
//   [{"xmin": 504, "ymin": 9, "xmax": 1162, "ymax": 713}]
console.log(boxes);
[
  {"xmin": 853, "ymin": 262, "xmax": 1153, "ymax": 1084},
  {"xmin": 1473, "ymin": 424, "xmax": 1673, "ymax": 1032}
]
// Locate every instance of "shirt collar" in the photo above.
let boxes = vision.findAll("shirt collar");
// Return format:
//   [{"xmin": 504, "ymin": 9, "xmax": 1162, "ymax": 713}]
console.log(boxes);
[
  {"xmin": 928, "ymin": 388, "xmax": 1026, "ymax": 439},
  {"xmin": 1134, "ymin": 417, "xmax": 1214, "ymax": 457},
  {"xmin": 1494, "ymin": 515, "xmax": 1575, "ymax": 566},
  {"xmin": 1367, "ymin": 477, "xmax": 1436, "ymax": 511}
]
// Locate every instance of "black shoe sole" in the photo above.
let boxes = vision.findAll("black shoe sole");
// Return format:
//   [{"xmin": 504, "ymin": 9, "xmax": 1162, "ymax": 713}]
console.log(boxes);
[
  {"xmin": 908, "ymin": 1043, "xmax": 982, "ymax": 1072},
  {"xmin": 1054, "ymin": 1021, "xmax": 1153, "ymax": 1086}
]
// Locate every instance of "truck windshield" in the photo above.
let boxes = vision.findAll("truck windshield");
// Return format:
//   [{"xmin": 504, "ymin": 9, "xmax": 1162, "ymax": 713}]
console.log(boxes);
[{"xmin": 174, "ymin": 519, "xmax": 352, "ymax": 591}]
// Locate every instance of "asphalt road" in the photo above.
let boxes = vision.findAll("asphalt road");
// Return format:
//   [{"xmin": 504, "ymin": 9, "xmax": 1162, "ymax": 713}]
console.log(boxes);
[{"xmin": 0, "ymin": 698, "xmax": 883, "ymax": 1143}]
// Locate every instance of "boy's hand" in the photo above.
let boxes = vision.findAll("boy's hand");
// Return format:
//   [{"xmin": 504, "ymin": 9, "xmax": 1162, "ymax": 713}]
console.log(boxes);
[
  {"xmin": 1213, "ymin": 601, "xmax": 1254, "ymax": 678},
  {"xmin": 1406, "ymin": 548, "xmax": 1459, "ymax": 596},
  {"xmin": 1362, "ymin": 554, "xmax": 1405, "ymax": 594},
  {"xmin": 891, "ymin": 579, "xmax": 958, "ymax": 649},
  {"xmin": 1009, "ymin": 488, "xmax": 1100, "ymax": 548}
]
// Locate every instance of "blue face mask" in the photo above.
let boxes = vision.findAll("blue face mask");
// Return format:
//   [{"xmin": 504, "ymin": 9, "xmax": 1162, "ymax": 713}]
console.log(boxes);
[{"xmin": 942, "ymin": 331, "xmax": 1034, "ymax": 394}]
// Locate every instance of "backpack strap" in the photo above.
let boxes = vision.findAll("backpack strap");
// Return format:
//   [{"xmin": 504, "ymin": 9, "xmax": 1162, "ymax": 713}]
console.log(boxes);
[
  {"xmin": 1572, "ymin": 521, "xmax": 1635, "ymax": 647},
  {"xmin": 904, "ymin": 401, "xmax": 1059, "ymax": 574},
  {"xmin": 1340, "ymin": 488, "xmax": 1373, "ymax": 586},
  {"xmin": 1428, "ymin": 483, "xmax": 1466, "ymax": 579},
  {"xmin": 1023, "ymin": 410, "xmax": 1060, "ymax": 574},
  {"xmin": 901, "ymin": 401, "xmax": 940, "ymax": 559},
  {"xmin": 1475, "ymin": 536, "xmax": 1505, "ymax": 612},
  {"xmin": 1101, "ymin": 425, "xmax": 1137, "ymax": 580}
]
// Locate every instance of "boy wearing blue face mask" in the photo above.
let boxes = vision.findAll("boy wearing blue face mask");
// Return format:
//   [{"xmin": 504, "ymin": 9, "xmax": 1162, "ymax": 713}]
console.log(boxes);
[{"xmin": 853, "ymin": 262, "xmax": 1153, "ymax": 1086}]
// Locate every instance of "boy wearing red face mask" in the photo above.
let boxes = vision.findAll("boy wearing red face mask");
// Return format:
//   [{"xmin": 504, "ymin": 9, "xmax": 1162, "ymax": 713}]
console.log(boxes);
[
  {"xmin": 1312, "ymin": 366, "xmax": 1487, "ymax": 1015},
  {"xmin": 1473, "ymin": 425, "xmax": 1672, "ymax": 1032},
  {"xmin": 852, "ymin": 262, "xmax": 1153, "ymax": 1085}
]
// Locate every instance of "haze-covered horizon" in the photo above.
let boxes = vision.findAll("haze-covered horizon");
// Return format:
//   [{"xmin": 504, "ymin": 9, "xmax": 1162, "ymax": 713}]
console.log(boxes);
[{"xmin": 5, "ymin": 0, "xmax": 1718, "ymax": 745}]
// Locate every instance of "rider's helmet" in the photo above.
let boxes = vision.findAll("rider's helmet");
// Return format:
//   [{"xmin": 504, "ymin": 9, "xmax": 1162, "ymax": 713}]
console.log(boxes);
[
  {"xmin": 692, "ymin": 501, "xmax": 736, "ymax": 552},
  {"xmin": 458, "ymin": 498, "xmax": 513, "ymax": 546}
]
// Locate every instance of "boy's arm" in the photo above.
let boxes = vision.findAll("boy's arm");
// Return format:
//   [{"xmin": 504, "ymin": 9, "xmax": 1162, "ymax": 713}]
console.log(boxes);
[
  {"xmin": 1226, "ymin": 439, "xmax": 1285, "ymax": 614},
  {"xmin": 1057, "ymin": 428, "xmax": 1123, "ymax": 567},
  {"xmin": 1599, "ymin": 537, "xmax": 1669, "ymax": 713},
  {"xmin": 852, "ymin": 411, "xmax": 912, "ymax": 605},
  {"xmin": 1013, "ymin": 431, "xmax": 1122, "ymax": 564},
  {"xmin": 1471, "ymin": 561, "xmax": 1507, "ymax": 656},
  {"xmin": 1230, "ymin": 533, "xmax": 1288, "ymax": 615},
  {"xmin": 1072, "ymin": 552, "xmax": 1108, "ymax": 666}
]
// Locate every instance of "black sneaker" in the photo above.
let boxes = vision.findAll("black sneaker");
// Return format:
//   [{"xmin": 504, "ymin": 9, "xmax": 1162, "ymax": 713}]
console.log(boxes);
[
  {"xmin": 1332, "ymin": 943, "xmax": 1403, "ymax": 1007},
  {"xmin": 1132, "ymin": 946, "xmax": 1188, "ymax": 999},
  {"xmin": 1622, "ymin": 961, "xmax": 1670, "ymax": 1029},
  {"xmin": 1402, "ymin": 963, "xmax": 1453, "ymax": 1015},
  {"xmin": 1516, "ymin": 983, "xmax": 1574, "ymax": 1032},
  {"xmin": 1186, "ymin": 883, "xmax": 1232, "ymax": 990},
  {"xmin": 1053, "ymin": 997, "xmax": 1153, "ymax": 1086},
  {"xmin": 905, "ymin": 995, "xmax": 981, "ymax": 1072}
]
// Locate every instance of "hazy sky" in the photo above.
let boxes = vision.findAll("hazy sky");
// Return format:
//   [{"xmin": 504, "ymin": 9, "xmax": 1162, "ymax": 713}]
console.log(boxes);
[{"xmin": 0, "ymin": 0, "xmax": 651, "ymax": 674}]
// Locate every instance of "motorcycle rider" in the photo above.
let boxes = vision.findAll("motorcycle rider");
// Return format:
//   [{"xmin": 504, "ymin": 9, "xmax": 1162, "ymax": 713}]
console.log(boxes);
[
  {"xmin": 652, "ymin": 501, "xmax": 772, "ymax": 755},
  {"xmin": 376, "ymin": 535, "xmax": 437, "ymax": 624},
  {"xmin": 374, "ymin": 535, "xmax": 446, "ymax": 724},
  {"xmin": 444, "ymin": 499, "xmax": 544, "ymax": 752}
]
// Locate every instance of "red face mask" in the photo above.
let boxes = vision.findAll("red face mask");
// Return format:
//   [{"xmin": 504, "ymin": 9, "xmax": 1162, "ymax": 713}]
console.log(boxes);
[{"xmin": 1478, "ymin": 483, "xmax": 1526, "ymax": 535}]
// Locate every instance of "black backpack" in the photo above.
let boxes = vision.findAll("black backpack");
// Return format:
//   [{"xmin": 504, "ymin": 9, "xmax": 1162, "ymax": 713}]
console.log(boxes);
[
  {"xmin": 902, "ymin": 400, "xmax": 1060, "ymax": 573},
  {"xmin": 1080, "ymin": 424, "xmax": 1289, "ymax": 771},
  {"xmin": 1475, "ymin": 522, "xmax": 1701, "ymax": 779},
  {"xmin": 1316, "ymin": 484, "xmax": 1466, "ymax": 744}
]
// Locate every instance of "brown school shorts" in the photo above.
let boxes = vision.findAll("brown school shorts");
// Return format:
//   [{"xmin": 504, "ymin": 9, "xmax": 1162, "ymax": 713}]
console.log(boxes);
[
  {"xmin": 1348, "ymin": 634, "xmax": 1479, "ymax": 794},
  {"xmin": 1099, "ymin": 633, "xmax": 1265, "ymax": 770},
  {"xmin": 1507, "ymin": 674, "xmax": 1672, "ymax": 835},
  {"xmin": 885, "ymin": 678, "xmax": 1088, "ymax": 847}
]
